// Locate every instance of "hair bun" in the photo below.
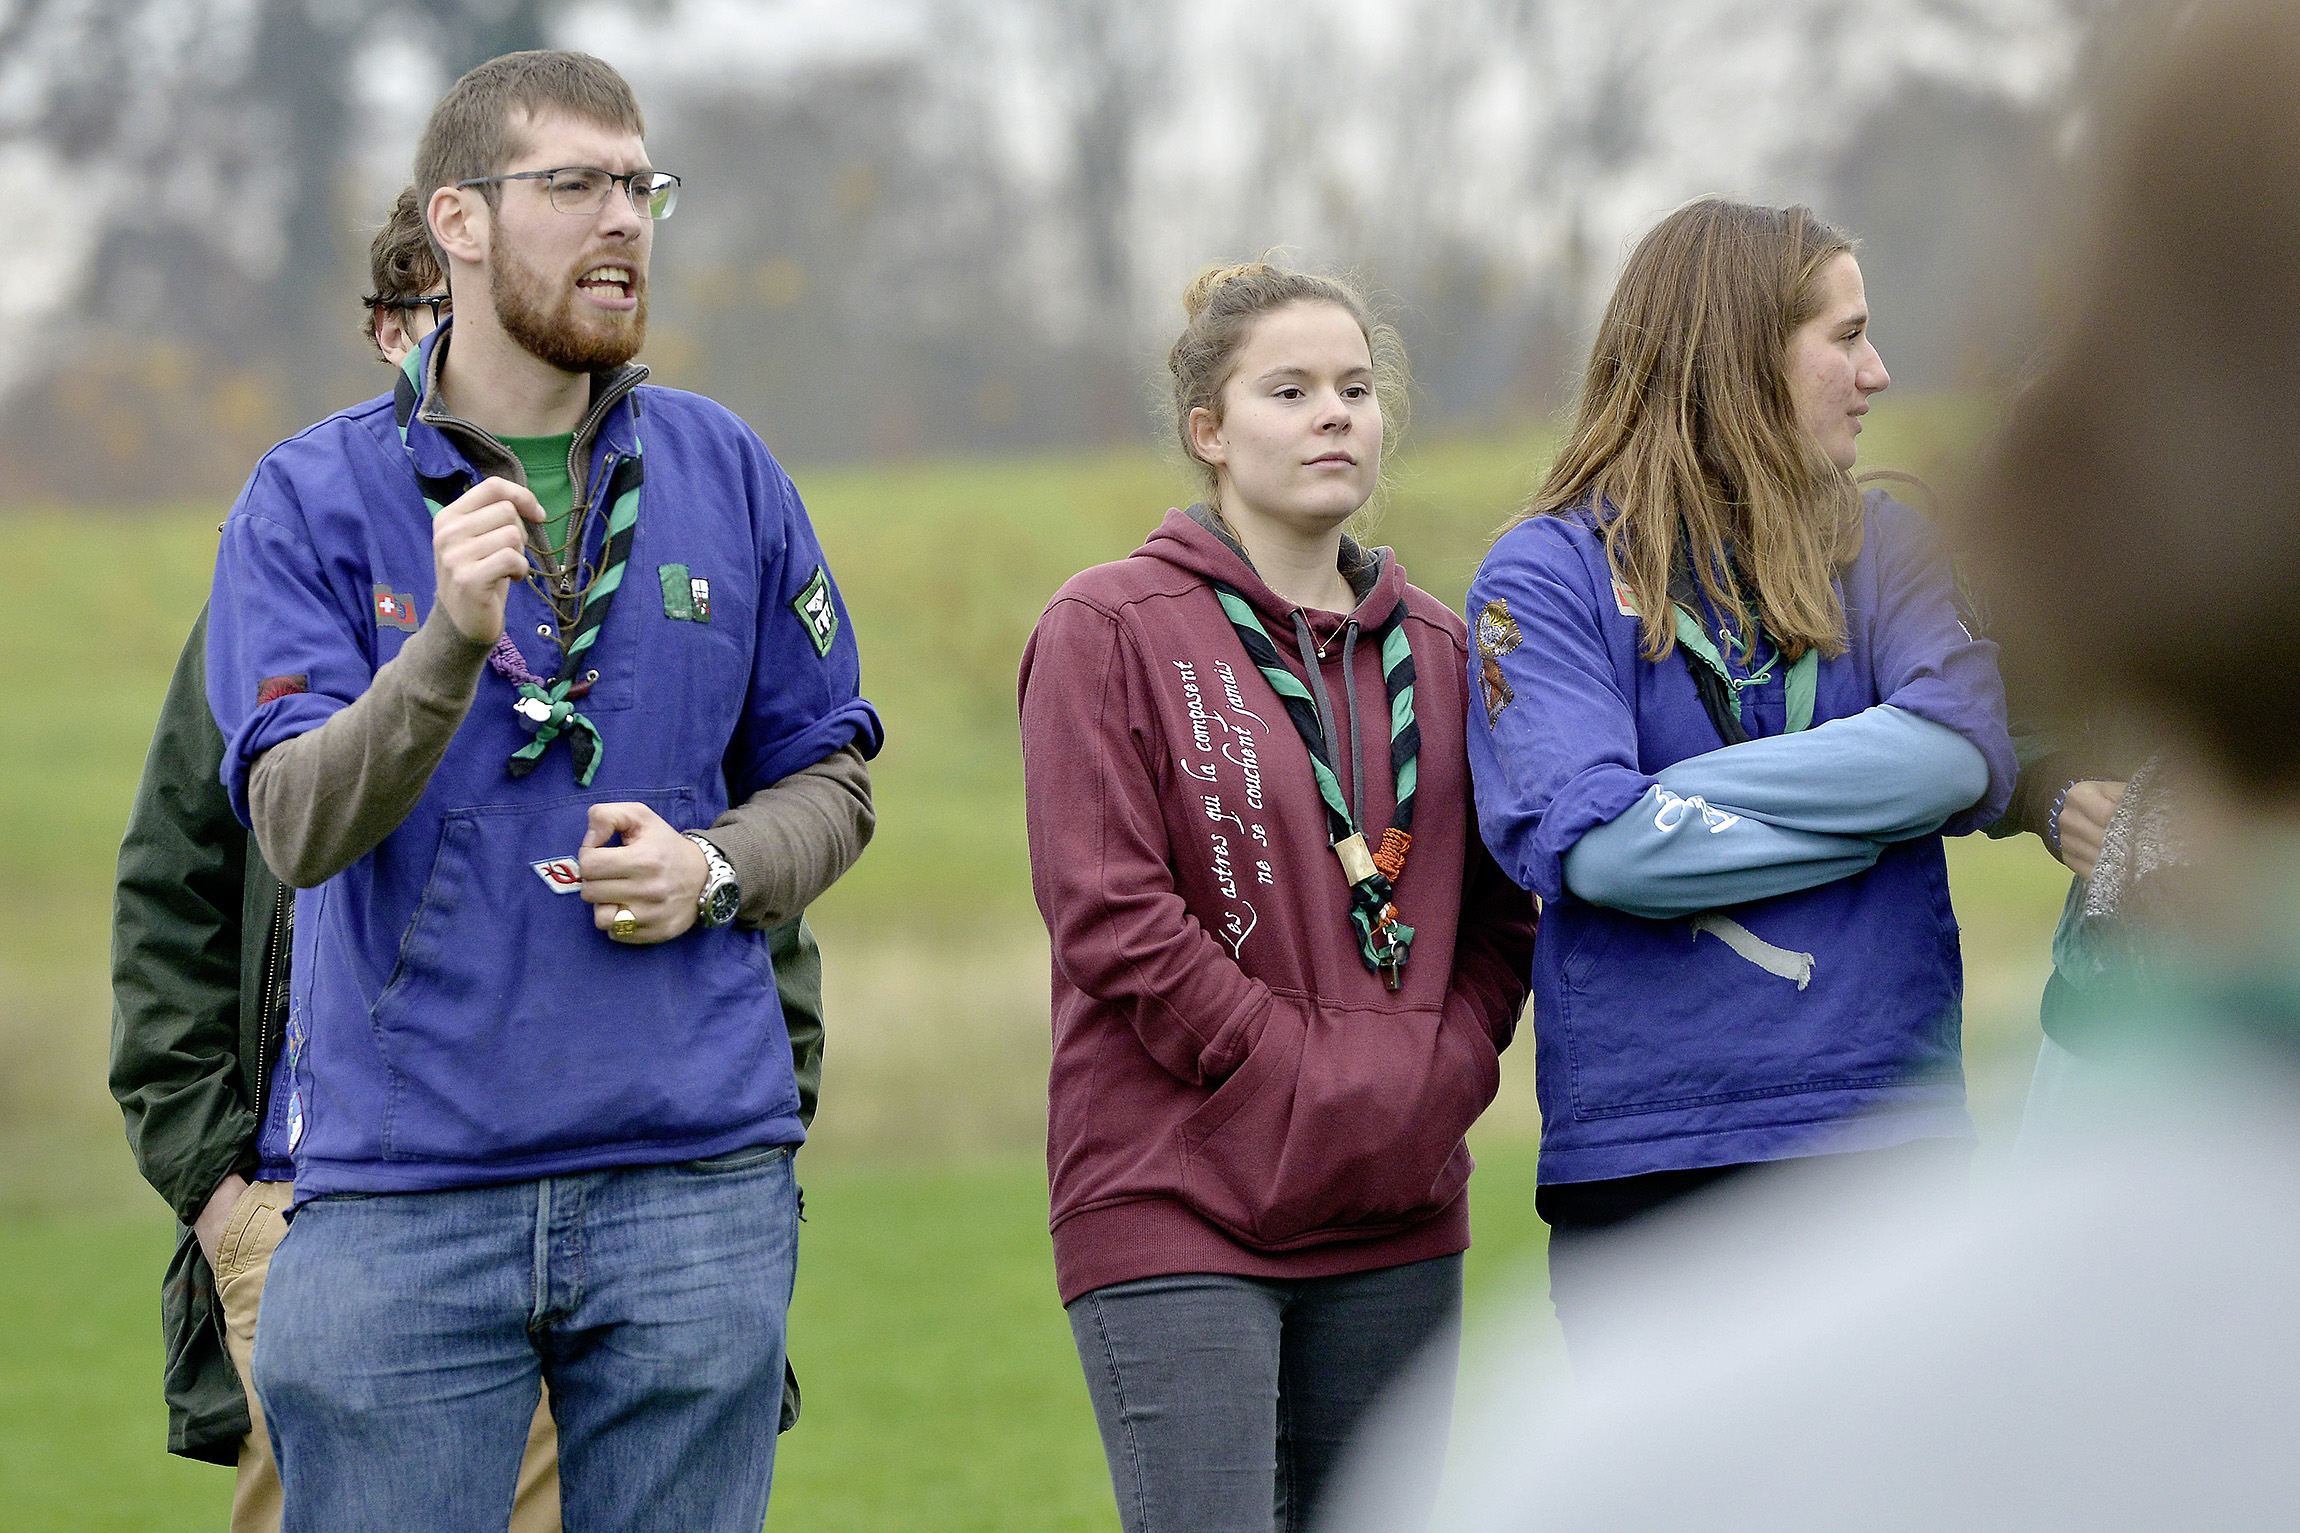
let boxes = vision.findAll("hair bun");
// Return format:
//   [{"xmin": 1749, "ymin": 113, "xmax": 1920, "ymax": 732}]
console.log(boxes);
[{"xmin": 1181, "ymin": 262, "xmax": 1273, "ymax": 320}]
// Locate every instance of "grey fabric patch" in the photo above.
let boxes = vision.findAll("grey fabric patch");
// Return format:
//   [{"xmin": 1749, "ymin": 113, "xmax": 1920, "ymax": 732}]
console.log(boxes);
[{"xmin": 1692, "ymin": 912, "xmax": 1814, "ymax": 990}]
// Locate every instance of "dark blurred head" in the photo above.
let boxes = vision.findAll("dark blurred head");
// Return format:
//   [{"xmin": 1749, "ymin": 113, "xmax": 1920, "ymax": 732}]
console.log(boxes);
[
  {"xmin": 363, "ymin": 183, "xmax": 446, "ymax": 363},
  {"xmin": 1967, "ymin": 0, "xmax": 2300, "ymax": 793}
]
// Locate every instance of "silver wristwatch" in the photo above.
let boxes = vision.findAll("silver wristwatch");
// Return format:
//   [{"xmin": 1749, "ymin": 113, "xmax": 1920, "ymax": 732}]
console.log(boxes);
[{"xmin": 684, "ymin": 832, "xmax": 741, "ymax": 928}]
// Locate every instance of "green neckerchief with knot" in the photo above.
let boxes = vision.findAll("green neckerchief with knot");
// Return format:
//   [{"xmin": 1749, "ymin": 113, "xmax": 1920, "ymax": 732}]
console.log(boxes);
[
  {"xmin": 393, "ymin": 350, "xmax": 642, "ymax": 785},
  {"xmin": 1667, "ymin": 535, "xmax": 1817, "ymax": 744},
  {"xmin": 1211, "ymin": 582, "xmax": 1421, "ymax": 990}
]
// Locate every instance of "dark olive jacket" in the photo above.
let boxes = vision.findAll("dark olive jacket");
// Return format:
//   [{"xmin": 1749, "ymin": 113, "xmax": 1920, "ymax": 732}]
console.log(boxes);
[{"xmin": 109, "ymin": 606, "xmax": 828, "ymax": 1463}]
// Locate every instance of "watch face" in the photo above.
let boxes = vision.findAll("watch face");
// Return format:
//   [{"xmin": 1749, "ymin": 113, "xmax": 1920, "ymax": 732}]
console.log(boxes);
[{"xmin": 702, "ymin": 877, "xmax": 742, "ymax": 927}]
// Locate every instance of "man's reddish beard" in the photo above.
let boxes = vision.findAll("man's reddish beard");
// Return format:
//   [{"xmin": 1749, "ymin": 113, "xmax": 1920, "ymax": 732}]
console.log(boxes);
[{"xmin": 487, "ymin": 224, "xmax": 648, "ymax": 374}]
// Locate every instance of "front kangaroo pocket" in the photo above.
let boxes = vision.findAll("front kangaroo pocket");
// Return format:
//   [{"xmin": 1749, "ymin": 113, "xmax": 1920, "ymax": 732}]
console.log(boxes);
[
  {"xmin": 370, "ymin": 787, "xmax": 791, "ymax": 1163},
  {"xmin": 1558, "ymin": 885, "xmax": 1959, "ymax": 1119},
  {"xmin": 1176, "ymin": 997, "xmax": 1497, "ymax": 1250}
]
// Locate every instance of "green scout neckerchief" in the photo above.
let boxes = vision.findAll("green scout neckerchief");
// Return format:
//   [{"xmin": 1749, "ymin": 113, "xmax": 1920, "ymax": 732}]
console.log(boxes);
[
  {"xmin": 1212, "ymin": 582, "xmax": 1422, "ymax": 989},
  {"xmin": 394, "ymin": 350, "xmax": 642, "ymax": 786},
  {"xmin": 1667, "ymin": 541, "xmax": 1815, "ymax": 744},
  {"xmin": 1673, "ymin": 609, "xmax": 1816, "ymax": 736}
]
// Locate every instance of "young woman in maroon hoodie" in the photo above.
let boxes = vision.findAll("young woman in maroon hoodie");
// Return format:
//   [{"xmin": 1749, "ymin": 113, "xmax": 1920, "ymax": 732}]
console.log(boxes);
[{"xmin": 1018, "ymin": 261, "xmax": 1536, "ymax": 1533}]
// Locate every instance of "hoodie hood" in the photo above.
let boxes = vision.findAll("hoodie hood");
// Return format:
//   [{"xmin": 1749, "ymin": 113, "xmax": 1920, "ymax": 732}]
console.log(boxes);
[{"xmin": 1136, "ymin": 505, "xmax": 1410, "ymax": 649}]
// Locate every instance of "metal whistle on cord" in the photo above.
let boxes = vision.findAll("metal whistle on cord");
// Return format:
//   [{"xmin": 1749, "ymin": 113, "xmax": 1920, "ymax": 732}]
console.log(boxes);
[{"xmin": 1334, "ymin": 832, "xmax": 1409, "ymax": 992}]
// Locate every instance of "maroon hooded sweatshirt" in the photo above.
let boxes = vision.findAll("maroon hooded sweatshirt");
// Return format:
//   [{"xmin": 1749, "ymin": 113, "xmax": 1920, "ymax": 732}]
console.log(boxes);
[{"xmin": 1019, "ymin": 507, "xmax": 1536, "ymax": 1303}]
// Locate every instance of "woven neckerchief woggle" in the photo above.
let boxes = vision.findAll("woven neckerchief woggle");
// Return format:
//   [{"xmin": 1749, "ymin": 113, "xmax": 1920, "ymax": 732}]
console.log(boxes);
[
  {"xmin": 1666, "ymin": 526, "xmax": 1816, "ymax": 746},
  {"xmin": 1212, "ymin": 578, "xmax": 1420, "ymax": 989},
  {"xmin": 394, "ymin": 349, "xmax": 642, "ymax": 786}
]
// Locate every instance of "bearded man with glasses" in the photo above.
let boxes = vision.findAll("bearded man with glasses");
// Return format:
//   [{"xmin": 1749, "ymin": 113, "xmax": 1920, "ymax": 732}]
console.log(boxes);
[{"xmin": 199, "ymin": 51, "xmax": 879, "ymax": 1533}]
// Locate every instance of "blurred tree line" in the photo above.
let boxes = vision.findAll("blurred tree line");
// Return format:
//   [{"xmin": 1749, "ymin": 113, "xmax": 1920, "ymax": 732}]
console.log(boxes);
[{"xmin": 0, "ymin": 0, "xmax": 2119, "ymax": 501}]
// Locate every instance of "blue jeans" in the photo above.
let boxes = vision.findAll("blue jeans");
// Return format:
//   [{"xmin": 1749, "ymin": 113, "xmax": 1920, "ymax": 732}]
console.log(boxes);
[
  {"xmin": 1067, "ymin": 1256, "xmax": 1463, "ymax": 1533},
  {"xmin": 253, "ymin": 1145, "xmax": 799, "ymax": 1533}
]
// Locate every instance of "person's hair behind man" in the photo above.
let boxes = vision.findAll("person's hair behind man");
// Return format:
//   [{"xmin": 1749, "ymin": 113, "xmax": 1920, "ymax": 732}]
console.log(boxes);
[
  {"xmin": 413, "ymin": 50, "xmax": 646, "ymax": 219},
  {"xmin": 363, "ymin": 183, "xmax": 445, "ymax": 359},
  {"xmin": 1963, "ymin": 0, "xmax": 2300, "ymax": 794}
]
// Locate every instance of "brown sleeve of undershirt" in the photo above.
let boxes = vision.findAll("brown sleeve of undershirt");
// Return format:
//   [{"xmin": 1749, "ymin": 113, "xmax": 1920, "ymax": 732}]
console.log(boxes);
[
  {"xmin": 703, "ymin": 743, "xmax": 876, "ymax": 929},
  {"xmin": 247, "ymin": 609, "xmax": 492, "ymax": 888}
]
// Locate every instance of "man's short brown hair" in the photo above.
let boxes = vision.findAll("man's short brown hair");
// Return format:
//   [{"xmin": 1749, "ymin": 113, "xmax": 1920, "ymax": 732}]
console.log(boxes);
[{"xmin": 412, "ymin": 50, "xmax": 646, "ymax": 215}]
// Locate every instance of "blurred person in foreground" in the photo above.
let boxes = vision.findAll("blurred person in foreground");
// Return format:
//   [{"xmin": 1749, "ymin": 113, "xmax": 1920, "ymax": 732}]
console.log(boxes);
[
  {"xmin": 110, "ymin": 183, "xmax": 834, "ymax": 1529},
  {"xmin": 1329, "ymin": 4, "xmax": 2300, "ymax": 1527},
  {"xmin": 1464, "ymin": 198, "xmax": 2014, "ymax": 1343},
  {"xmin": 1018, "ymin": 260, "xmax": 1535, "ymax": 1533},
  {"xmin": 199, "ymin": 50, "xmax": 878, "ymax": 1531},
  {"xmin": 1984, "ymin": 682, "xmax": 2158, "ymax": 1147}
]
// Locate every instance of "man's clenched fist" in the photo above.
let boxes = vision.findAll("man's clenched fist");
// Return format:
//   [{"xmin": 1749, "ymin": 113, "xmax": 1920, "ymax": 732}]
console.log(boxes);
[
  {"xmin": 433, "ymin": 476, "xmax": 546, "ymax": 644},
  {"xmin": 579, "ymin": 801, "xmax": 710, "ymax": 944}
]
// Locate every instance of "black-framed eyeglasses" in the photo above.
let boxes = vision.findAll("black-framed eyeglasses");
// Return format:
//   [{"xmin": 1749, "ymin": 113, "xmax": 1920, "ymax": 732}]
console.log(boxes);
[
  {"xmin": 368, "ymin": 293, "xmax": 450, "ymax": 324},
  {"xmin": 456, "ymin": 166, "xmax": 681, "ymax": 221}
]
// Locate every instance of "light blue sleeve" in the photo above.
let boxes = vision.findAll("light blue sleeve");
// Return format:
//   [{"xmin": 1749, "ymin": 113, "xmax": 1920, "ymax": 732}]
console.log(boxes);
[
  {"xmin": 1562, "ymin": 786, "xmax": 1884, "ymax": 918},
  {"xmin": 1658, "ymin": 705, "xmax": 1989, "ymax": 842},
  {"xmin": 1560, "ymin": 706, "xmax": 1986, "ymax": 919}
]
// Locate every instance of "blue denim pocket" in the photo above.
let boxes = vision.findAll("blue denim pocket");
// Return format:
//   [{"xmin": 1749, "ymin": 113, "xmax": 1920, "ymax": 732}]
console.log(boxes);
[{"xmin": 677, "ymin": 1144, "xmax": 793, "ymax": 1175}]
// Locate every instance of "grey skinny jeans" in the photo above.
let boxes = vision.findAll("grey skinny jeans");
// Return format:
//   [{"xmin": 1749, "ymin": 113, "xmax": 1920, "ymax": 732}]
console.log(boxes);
[{"xmin": 1066, "ymin": 1254, "xmax": 1463, "ymax": 1533}]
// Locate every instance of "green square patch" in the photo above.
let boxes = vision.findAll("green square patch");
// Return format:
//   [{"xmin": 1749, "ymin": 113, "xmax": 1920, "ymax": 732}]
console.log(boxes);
[
  {"xmin": 659, "ymin": 564, "xmax": 709, "ymax": 622},
  {"xmin": 791, "ymin": 565, "xmax": 837, "ymax": 657}
]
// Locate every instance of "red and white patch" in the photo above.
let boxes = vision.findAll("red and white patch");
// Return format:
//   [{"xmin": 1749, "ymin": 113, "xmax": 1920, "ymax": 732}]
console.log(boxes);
[
  {"xmin": 372, "ymin": 584, "xmax": 418, "ymax": 632},
  {"xmin": 1613, "ymin": 579, "xmax": 1642, "ymax": 618},
  {"xmin": 530, "ymin": 857, "xmax": 583, "ymax": 893},
  {"xmin": 256, "ymin": 673, "xmax": 308, "ymax": 706}
]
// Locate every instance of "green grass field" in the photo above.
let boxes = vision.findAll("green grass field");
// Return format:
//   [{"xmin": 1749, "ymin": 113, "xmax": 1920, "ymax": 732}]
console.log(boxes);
[
  {"xmin": 1, "ymin": 1140, "xmax": 1554, "ymax": 1532},
  {"xmin": 0, "ymin": 397, "xmax": 2070, "ymax": 1528}
]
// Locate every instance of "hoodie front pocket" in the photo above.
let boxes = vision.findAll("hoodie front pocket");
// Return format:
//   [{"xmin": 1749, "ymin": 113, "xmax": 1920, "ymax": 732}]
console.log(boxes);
[
  {"xmin": 369, "ymin": 787, "xmax": 795, "ymax": 1164},
  {"xmin": 1174, "ymin": 993, "xmax": 1497, "ymax": 1251}
]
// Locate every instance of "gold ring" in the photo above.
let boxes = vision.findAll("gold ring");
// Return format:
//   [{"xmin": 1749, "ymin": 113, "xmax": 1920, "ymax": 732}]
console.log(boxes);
[{"xmin": 610, "ymin": 906, "xmax": 638, "ymax": 939}]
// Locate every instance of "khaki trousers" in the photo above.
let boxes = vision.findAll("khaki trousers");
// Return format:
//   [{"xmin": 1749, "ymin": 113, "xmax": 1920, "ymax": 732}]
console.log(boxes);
[{"xmin": 213, "ymin": 1180, "xmax": 562, "ymax": 1533}]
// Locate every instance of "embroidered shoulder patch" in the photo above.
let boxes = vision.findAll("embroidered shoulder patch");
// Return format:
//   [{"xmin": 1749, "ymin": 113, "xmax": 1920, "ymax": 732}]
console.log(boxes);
[
  {"xmin": 1475, "ymin": 599, "xmax": 1522, "ymax": 658},
  {"xmin": 790, "ymin": 565, "xmax": 837, "ymax": 657},
  {"xmin": 1479, "ymin": 657, "xmax": 1513, "ymax": 726},
  {"xmin": 372, "ymin": 584, "xmax": 417, "ymax": 631},
  {"xmin": 659, "ymin": 563, "xmax": 710, "ymax": 622},
  {"xmin": 256, "ymin": 674, "xmax": 308, "ymax": 706},
  {"xmin": 1612, "ymin": 579, "xmax": 1642, "ymax": 618},
  {"xmin": 1475, "ymin": 598, "xmax": 1521, "ymax": 726}
]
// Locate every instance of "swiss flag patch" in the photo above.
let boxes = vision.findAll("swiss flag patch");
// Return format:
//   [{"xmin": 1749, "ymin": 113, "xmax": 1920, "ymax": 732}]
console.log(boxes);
[{"xmin": 372, "ymin": 584, "xmax": 418, "ymax": 631}]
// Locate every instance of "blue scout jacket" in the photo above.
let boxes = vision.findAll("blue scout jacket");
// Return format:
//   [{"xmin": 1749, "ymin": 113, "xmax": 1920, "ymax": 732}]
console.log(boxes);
[
  {"xmin": 1467, "ymin": 491, "xmax": 2014, "ymax": 1183},
  {"xmin": 206, "ymin": 328, "xmax": 881, "ymax": 1200}
]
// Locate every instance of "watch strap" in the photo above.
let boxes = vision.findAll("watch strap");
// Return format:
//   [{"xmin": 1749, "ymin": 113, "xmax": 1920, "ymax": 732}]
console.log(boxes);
[{"xmin": 684, "ymin": 831, "xmax": 741, "ymax": 926}]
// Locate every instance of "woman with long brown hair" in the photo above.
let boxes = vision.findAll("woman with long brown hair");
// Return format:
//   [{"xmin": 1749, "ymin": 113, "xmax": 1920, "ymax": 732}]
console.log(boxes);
[{"xmin": 1465, "ymin": 199, "xmax": 2015, "ymax": 1333}]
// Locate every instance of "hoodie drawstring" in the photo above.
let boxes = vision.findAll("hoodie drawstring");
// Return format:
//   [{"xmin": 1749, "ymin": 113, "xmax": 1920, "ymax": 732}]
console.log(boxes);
[{"xmin": 1340, "ymin": 620, "xmax": 1365, "ymax": 831}]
